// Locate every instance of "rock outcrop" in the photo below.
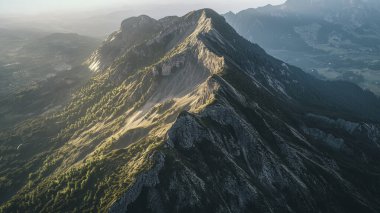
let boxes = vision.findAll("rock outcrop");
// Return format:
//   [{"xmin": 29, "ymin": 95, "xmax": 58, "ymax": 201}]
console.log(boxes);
[{"xmin": 1, "ymin": 8, "xmax": 380, "ymax": 213}]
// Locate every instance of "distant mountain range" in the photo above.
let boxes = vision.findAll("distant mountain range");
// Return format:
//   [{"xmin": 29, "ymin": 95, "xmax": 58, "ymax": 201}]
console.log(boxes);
[
  {"xmin": 224, "ymin": 0, "xmax": 380, "ymax": 95},
  {"xmin": 1, "ymin": 9, "xmax": 379, "ymax": 213},
  {"xmin": 0, "ymin": 32, "xmax": 100, "ymax": 127}
]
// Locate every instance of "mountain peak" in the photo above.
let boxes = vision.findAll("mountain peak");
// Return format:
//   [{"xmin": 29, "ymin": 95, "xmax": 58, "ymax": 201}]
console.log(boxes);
[
  {"xmin": 182, "ymin": 8, "xmax": 229, "ymax": 32},
  {"xmin": 121, "ymin": 15, "xmax": 156, "ymax": 26},
  {"xmin": 184, "ymin": 8, "xmax": 220, "ymax": 19},
  {"xmin": 3, "ymin": 6, "xmax": 380, "ymax": 213}
]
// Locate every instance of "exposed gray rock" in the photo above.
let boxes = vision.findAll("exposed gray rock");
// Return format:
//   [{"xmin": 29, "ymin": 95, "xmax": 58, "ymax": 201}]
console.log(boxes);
[{"xmin": 109, "ymin": 152, "xmax": 165, "ymax": 213}]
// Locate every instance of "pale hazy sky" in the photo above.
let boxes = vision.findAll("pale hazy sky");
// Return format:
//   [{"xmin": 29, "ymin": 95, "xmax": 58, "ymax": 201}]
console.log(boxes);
[{"xmin": 0, "ymin": 0, "xmax": 286, "ymax": 15}]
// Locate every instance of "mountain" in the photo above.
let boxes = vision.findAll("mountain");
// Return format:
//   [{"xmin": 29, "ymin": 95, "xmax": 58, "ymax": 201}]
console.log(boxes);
[
  {"xmin": 0, "ymin": 32, "xmax": 100, "ymax": 98},
  {"xmin": 1, "ymin": 9, "xmax": 380, "ymax": 212},
  {"xmin": 0, "ymin": 65, "xmax": 92, "ymax": 129},
  {"xmin": 0, "ymin": 33, "xmax": 100, "ymax": 128},
  {"xmin": 19, "ymin": 33, "xmax": 100, "ymax": 67},
  {"xmin": 0, "ymin": 28, "xmax": 47, "ymax": 59},
  {"xmin": 0, "ymin": 28, "xmax": 46, "ymax": 97},
  {"xmin": 224, "ymin": 0, "xmax": 380, "ymax": 95},
  {"xmin": 285, "ymin": 0, "xmax": 380, "ymax": 29}
]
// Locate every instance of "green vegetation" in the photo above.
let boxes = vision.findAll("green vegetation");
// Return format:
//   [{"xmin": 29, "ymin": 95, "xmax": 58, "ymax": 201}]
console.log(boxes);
[
  {"xmin": 0, "ymin": 64, "xmax": 165, "ymax": 211},
  {"xmin": 0, "ymin": 21, "xmax": 202, "ymax": 211},
  {"xmin": 1, "ymin": 8, "xmax": 380, "ymax": 213},
  {"xmin": 1, "ymin": 136, "xmax": 163, "ymax": 212}
]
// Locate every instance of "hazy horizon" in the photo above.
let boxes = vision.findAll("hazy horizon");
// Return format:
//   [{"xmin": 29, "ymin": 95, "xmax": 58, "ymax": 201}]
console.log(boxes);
[
  {"xmin": 0, "ymin": 0, "xmax": 286, "ymax": 16},
  {"xmin": 0, "ymin": 0, "xmax": 287, "ymax": 38}
]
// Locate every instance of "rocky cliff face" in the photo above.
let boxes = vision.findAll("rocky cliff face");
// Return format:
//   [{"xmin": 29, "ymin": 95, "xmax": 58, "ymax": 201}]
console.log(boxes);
[
  {"xmin": 1, "ymin": 9, "xmax": 380, "ymax": 213},
  {"xmin": 107, "ymin": 9, "xmax": 380, "ymax": 213}
]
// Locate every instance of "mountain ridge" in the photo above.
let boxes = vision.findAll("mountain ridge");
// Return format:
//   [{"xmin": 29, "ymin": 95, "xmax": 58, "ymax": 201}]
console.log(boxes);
[{"xmin": 1, "ymin": 8, "xmax": 380, "ymax": 213}]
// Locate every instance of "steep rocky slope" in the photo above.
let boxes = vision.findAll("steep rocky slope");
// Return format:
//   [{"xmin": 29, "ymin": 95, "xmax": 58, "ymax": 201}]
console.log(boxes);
[{"xmin": 0, "ymin": 9, "xmax": 380, "ymax": 213}]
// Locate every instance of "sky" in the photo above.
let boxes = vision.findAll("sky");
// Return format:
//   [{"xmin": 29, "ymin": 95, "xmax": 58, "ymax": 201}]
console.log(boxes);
[
  {"xmin": 0, "ymin": 0, "xmax": 286, "ymax": 15},
  {"xmin": 0, "ymin": 0, "xmax": 286, "ymax": 37}
]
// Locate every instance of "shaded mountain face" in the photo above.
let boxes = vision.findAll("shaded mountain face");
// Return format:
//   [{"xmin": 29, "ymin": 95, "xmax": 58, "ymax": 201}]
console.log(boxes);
[
  {"xmin": 224, "ymin": 0, "xmax": 380, "ymax": 95},
  {"xmin": 1, "ymin": 9, "xmax": 380, "ymax": 213}
]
